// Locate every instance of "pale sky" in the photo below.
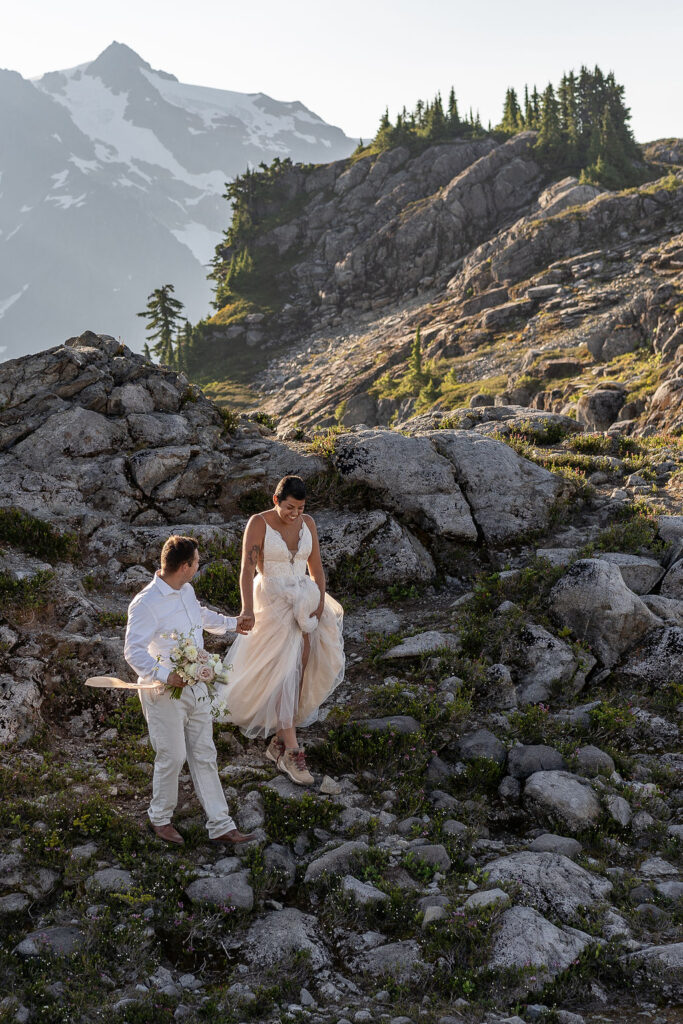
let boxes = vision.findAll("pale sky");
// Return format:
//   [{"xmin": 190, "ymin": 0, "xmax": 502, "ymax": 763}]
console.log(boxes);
[{"xmin": 2, "ymin": 0, "xmax": 681, "ymax": 144}]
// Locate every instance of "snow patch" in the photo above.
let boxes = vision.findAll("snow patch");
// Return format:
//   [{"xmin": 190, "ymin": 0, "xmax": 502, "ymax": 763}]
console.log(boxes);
[
  {"xmin": 142, "ymin": 69, "xmax": 309, "ymax": 152},
  {"xmin": 0, "ymin": 284, "xmax": 29, "ymax": 320},
  {"xmin": 170, "ymin": 221, "xmax": 223, "ymax": 264},
  {"xmin": 70, "ymin": 155, "xmax": 100, "ymax": 174},
  {"xmin": 45, "ymin": 193, "xmax": 87, "ymax": 209},
  {"xmin": 38, "ymin": 71, "xmax": 225, "ymax": 194},
  {"xmin": 51, "ymin": 170, "xmax": 69, "ymax": 187}
]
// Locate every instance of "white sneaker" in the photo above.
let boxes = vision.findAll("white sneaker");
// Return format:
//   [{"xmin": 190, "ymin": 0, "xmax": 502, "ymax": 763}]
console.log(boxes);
[{"xmin": 277, "ymin": 748, "xmax": 314, "ymax": 786}]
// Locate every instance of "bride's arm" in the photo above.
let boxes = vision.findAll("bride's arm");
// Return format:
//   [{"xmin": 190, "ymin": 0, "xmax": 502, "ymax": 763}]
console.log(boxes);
[
  {"xmin": 305, "ymin": 515, "xmax": 326, "ymax": 619},
  {"xmin": 239, "ymin": 516, "xmax": 265, "ymax": 630}
]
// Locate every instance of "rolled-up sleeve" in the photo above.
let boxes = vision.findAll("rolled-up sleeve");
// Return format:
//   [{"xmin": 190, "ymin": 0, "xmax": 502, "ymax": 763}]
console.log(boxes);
[
  {"xmin": 200, "ymin": 603, "xmax": 237, "ymax": 635},
  {"xmin": 124, "ymin": 599, "xmax": 170, "ymax": 684}
]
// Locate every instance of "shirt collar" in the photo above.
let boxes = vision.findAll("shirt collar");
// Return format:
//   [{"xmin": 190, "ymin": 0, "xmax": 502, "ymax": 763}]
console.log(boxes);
[{"xmin": 153, "ymin": 571, "xmax": 183, "ymax": 597}]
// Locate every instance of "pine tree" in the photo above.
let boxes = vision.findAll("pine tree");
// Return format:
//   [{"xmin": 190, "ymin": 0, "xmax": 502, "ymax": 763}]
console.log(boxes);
[
  {"xmin": 176, "ymin": 320, "xmax": 194, "ymax": 374},
  {"xmin": 409, "ymin": 327, "xmax": 423, "ymax": 378},
  {"xmin": 419, "ymin": 376, "xmax": 440, "ymax": 406},
  {"xmin": 558, "ymin": 72, "xmax": 579, "ymax": 167},
  {"xmin": 535, "ymin": 84, "xmax": 564, "ymax": 167},
  {"xmin": 424, "ymin": 93, "xmax": 447, "ymax": 139},
  {"xmin": 500, "ymin": 87, "xmax": 522, "ymax": 134},
  {"xmin": 137, "ymin": 284, "xmax": 185, "ymax": 366},
  {"xmin": 447, "ymin": 87, "xmax": 460, "ymax": 132},
  {"xmin": 143, "ymin": 342, "xmax": 152, "ymax": 362},
  {"xmin": 523, "ymin": 85, "xmax": 533, "ymax": 129}
]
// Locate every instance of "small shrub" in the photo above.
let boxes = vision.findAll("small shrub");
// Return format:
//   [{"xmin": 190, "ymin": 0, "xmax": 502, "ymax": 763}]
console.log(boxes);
[
  {"xmin": 0, "ymin": 507, "xmax": 79, "ymax": 561},
  {"xmin": 238, "ymin": 488, "xmax": 271, "ymax": 516},
  {"xmin": 386, "ymin": 582, "xmax": 421, "ymax": 603},
  {"xmin": 195, "ymin": 562, "xmax": 240, "ymax": 608},
  {"xmin": 96, "ymin": 610, "xmax": 128, "ymax": 628},
  {"xmin": 310, "ymin": 424, "xmax": 346, "ymax": 457},
  {"xmin": 261, "ymin": 788, "xmax": 339, "ymax": 844},
  {"xmin": 403, "ymin": 849, "xmax": 439, "ymax": 882},
  {"xmin": 422, "ymin": 904, "xmax": 504, "ymax": 999},
  {"xmin": 509, "ymin": 417, "xmax": 576, "ymax": 445},
  {"xmin": 330, "ymin": 547, "xmax": 381, "ymax": 596},
  {"xmin": 218, "ymin": 407, "xmax": 240, "ymax": 434},
  {"xmin": 251, "ymin": 410, "xmax": 278, "ymax": 430},
  {"xmin": 461, "ymin": 755, "xmax": 504, "ymax": 793},
  {"xmin": 312, "ymin": 721, "xmax": 431, "ymax": 817},
  {"xmin": 0, "ymin": 569, "xmax": 54, "ymax": 611},
  {"xmin": 586, "ymin": 500, "xmax": 666, "ymax": 556},
  {"xmin": 588, "ymin": 700, "xmax": 636, "ymax": 745}
]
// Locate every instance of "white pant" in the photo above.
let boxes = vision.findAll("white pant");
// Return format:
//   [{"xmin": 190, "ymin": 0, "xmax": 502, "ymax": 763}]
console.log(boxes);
[{"xmin": 139, "ymin": 683, "xmax": 236, "ymax": 838}]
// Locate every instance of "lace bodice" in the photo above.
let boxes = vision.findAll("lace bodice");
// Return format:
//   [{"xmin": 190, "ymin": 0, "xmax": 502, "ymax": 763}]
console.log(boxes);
[{"xmin": 260, "ymin": 520, "xmax": 312, "ymax": 581}]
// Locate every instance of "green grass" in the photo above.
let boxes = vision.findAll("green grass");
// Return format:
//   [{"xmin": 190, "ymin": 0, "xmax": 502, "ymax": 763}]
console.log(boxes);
[
  {"xmin": 309, "ymin": 424, "xmax": 346, "ymax": 456},
  {"xmin": 311, "ymin": 719, "xmax": 431, "ymax": 817},
  {"xmin": 95, "ymin": 610, "xmax": 128, "ymax": 628},
  {"xmin": 0, "ymin": 507, "xmax": 79, "ymax": 562},
  {"xmin": 202, "ymin": 378, "xmax": 260, "ymax": 415},
  {"xmin": 329, "ymin": 547, "xmax": 381, "ymax": 596},
  {"xmin": 0, "ymin": 569, "xmax": 54, "ymax": 612},
  {"xmin": 194, "ymin": 552, "xmax": 241, "ymax": 609},
  {"xmin": 260, "ymin": 788, "xmax": 339, "ymax": 844},
  {"xmin": 583, "ymin": 500, "xmax": 667, "ymax": 556}
]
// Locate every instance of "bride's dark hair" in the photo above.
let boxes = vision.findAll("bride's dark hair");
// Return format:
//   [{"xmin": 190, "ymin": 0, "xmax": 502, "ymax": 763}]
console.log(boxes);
[{"xmin": 274, "ymin": 475, "xmax": 306, "ymax": 502}]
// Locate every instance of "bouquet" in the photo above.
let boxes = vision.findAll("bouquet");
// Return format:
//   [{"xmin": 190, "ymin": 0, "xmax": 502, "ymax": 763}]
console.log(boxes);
[{"xmin": 162, "ymin": 629, "xmax": 231, "ymax": 700}]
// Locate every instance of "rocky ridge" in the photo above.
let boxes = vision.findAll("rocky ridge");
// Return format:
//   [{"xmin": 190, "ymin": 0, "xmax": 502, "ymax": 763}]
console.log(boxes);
[
  {"xmin": 0, "ymin": 334, "xmax": 681, "ymax": 1024},
  {"xmin": 199, "ymin": 133, "xmax": 683, "ymax": 445}
]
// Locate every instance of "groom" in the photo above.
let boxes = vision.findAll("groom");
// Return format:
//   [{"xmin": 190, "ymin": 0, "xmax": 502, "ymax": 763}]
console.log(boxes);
[{"xmin": 124, "ymin": 534, "xmax": 253, "ymax": 846}]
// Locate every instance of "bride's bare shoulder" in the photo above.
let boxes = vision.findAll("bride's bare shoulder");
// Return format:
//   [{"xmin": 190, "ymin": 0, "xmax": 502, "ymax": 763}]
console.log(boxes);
[{"xmin": 302, "ymin": 513, "xmax": 318, "ymax": 532}]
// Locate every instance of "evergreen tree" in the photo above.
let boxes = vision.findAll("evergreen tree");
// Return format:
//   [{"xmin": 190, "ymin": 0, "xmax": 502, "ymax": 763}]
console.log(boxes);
[
  {"xmin": 143, "ymin": 342, "xmax": 152, "ymax": 362},
  {"xmin": 409, "ymin": 327, "xmax": 423, "ymax": 378},
  {"xmin": 558, "ymin": 72, "xmax": 579, "ymax": 166},
  {"xmin": 137, "ymin": 284, "xmax": 185, "ymax": 366},
  {"xmin": 176, "ymin": 320, "xmax": 194, "ymax": 374},
  {"xmin": 523, "ymin": 85, "xmax": 533, "ymax": 129},
  {"xmin": 423, "ymin": 93, "xmax": 447, "ymax": 139},
  {"xmin": 500, "ymin": 87, "xmax": 522, "ymax": 134},
  {"xmin": 419, "ymin": 376, "xmax": 440, "ymax": 406},
  {"xmin": 535, "ymin": 84, "xmax": 564, "ymax": 167},
  {"xmin": 447, "ymin": 87, "xmax": 460, "ymax": 132}
]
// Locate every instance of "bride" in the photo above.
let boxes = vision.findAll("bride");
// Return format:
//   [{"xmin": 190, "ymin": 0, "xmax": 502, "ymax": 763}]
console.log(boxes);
[{"xmin": 214, "ymin": 475, "xmax": 344, "ymax": 785}]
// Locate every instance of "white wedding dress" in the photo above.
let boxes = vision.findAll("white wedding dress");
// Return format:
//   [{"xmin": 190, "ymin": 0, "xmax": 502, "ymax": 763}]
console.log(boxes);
[{"xmin": 213, "ymin": 519, "xmax": 345, "ymax": 738}]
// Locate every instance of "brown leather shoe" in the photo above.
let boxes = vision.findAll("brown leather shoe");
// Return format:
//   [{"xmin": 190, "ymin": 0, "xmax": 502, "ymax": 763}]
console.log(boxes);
[
  {"xmin": 148, "ymin": 821, "xmax": 184, "ymax": 845},
  {"xmin": 210, "ymin": 828, "xmax": 256, "ymax": 845}
]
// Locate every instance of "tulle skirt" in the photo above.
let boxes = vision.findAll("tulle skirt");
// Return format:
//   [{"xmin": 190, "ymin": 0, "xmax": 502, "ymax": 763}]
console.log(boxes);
[{"xmin": 213, "ymin": 572, "xmax": 345, "ymax": 739}]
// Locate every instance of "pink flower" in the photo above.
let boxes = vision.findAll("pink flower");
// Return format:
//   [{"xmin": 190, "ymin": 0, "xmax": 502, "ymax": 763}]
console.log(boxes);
[
  {"xmin": 196, "ymin": 649, "xmax": 210, "ymax": 663},
  {"xmin": 197, "ymin": 665, "xmax": 214, "ymax": 683}
]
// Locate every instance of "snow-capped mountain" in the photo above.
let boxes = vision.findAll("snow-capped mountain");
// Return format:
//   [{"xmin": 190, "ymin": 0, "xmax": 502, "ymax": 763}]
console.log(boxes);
[{"xmin": 0, "ymin": 42, "xmax": 356, "ymax": 360}]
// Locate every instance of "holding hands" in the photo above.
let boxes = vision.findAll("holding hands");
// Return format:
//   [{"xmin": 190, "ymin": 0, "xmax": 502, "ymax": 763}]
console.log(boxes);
[{"xmin": 237, "ymin": 611, "xmax": 255, "ymax": 634}]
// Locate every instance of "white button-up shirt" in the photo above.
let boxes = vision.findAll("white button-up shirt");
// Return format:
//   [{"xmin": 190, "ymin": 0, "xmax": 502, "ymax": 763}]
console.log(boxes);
[{"xmin": 124, "ymin": 572, "xmax": 237, "ymax": 686}]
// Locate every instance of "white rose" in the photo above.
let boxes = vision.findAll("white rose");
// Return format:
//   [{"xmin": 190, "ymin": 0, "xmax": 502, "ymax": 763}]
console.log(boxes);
[
  {"xmin": 185, "ymin": 645, "xmax": 198, "ymax": 661},
  {"xmin": 184, "ymin": 663, "xmax": 198, "ymax": 679}
]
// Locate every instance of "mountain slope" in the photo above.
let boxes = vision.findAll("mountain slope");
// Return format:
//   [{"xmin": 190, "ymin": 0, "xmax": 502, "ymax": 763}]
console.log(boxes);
[
  {"xmin": 0, "ymin": 42, "xmax": 355, "ymax": 360},
  {"xmin": 197, "ymin": 132, "xmax": 683, "ymax": 438}
]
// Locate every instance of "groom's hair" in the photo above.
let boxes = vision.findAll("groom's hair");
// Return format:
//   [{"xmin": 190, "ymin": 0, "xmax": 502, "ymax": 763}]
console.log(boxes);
[{"xmin": 161, "ymin": 535, "xmax": 199, "ymax": 573}]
